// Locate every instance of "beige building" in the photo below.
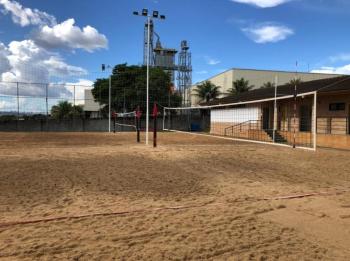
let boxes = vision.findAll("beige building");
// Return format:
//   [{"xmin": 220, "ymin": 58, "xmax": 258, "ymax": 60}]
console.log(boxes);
[
  {"xmin": 84, "ymin": 89, "xmax": 102, "ymax": 118},
  {"xmin": 190, "ymin": 68, "xmax": 342, "ymax": 105},
  {"xmin": 205, "ymin": 76, "xmax": 350, "ymax": 150}
]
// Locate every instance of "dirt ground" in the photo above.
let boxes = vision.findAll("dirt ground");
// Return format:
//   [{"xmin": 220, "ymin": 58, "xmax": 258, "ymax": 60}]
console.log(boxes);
[{"xmin": 0, "ymin": 132, "xmax": 349, "ymax": 260}]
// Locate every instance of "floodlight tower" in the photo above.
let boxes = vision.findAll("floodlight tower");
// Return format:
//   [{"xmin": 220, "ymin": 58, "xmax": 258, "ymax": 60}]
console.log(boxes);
[
  {"xmin": 144, "ymin": 19, "xmax": 154, "ymax": 66},
  {"xmin": 133, "ymin": 9, "xmax": 166, "ymax": 145},
  {"xmin": 177, "ymin": 40, "xmax": 192, "ymax": 106}
]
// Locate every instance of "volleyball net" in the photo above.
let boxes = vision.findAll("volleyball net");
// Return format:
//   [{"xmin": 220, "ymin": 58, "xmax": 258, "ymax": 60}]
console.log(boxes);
[
  {"xmin": 163, "ymin": 92, "xmax": 317, "ymax": 150},
  {"xmin": 114, "ymin": 111, "xmax": 137, "ymax": 132}
]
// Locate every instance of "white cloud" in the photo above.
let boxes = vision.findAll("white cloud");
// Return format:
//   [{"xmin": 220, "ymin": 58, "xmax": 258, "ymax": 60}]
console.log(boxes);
[
  {"xmin": 0, "ymin": 40, "xmax": 87, "ymax": 97},
  {"xmin": 44, "ymin": 56, "xmax": 87, "ymax": 77},
  {"xmin": 329, "ymin": 53, "xmax": 350, "ymax": 63},
  {"xmin": 0, "ymin": 42, "xmax": 11, "ymax": 74},
  {"xmin": 60, "ymin": 79, "xmax": 93, "ymax": 105},
  {"xmin": 0, "ymin": 0, "xmax": 56, "ymax": 26},
  {"xmin": 0, "ymin": 100, "xmax": 13, "ymax": 110},
  {"xmin": 242, "ymin": 23, "xmax": 294, "ymax": 43},
  {"xmin": 311, "ymin": 65, "xmax": 350, "ymax": 75},
  {"xmin": 1, "ymin": 1, "xmax": 108, "ymax": 52},
  {"xmin": 204, "ymin": 56, "xmax": 221, "ymax": 65},
  {"xmin": 231, "ymin": 0, "xmax": 291, "ymax": 8},
  {"xmin": 33, "ymin": 18, "xmax": 108, "ymax": 52},
  {"xmin": 0, "ymin": 0, "xmax": 107, "ymax": 111}
]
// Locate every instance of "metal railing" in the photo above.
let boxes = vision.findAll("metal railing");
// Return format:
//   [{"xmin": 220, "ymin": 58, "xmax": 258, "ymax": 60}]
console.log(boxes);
[
  {"xmin": 224, "ymin": 120, "xmax": 251, "ymax": 136},
  {"xmin": 224, "ymin": 120, "xmax": 275, "ymax": 143}
]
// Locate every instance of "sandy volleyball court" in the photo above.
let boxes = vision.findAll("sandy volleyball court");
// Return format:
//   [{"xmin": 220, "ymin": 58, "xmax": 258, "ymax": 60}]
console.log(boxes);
[{"xmin": 0, "ymin": 132, "xmax": 350, "ymax": 260}]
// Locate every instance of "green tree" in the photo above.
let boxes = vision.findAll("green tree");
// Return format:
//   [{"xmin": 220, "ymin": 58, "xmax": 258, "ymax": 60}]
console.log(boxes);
[
  {"xmin": 92, "ymin": 64, "xmax": 182, "ymax": 113},
  {"xmin": 228, "ymin": 78, "xmax": 254, "ymax": 96},
  {"xmin": 289, "ymin": 78, "xmax": 302, "ymax": 86},
  {"xmin": 51, "ymin": 101, "xmax": 83, "ymax": 120},
  {"xmin": 261, "ymin": 81, "xmax": 275, "ymax": 89},
  {"xmin": 194, "ymin": 81, "xmax": 221, "ymax": 102},
  {"xmin": 0, "ymin": 115, "xmax": 17, "ymax": 122}
]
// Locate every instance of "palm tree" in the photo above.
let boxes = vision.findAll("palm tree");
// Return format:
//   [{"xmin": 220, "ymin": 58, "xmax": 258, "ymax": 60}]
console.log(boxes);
[
  {"xmin": 289, "ymin": 78, "xmax": 302, "ymax": 86},
  {"xmin": 228, "ymin": 78, "xmax": 254, "ymax": 96},
  {"xmin": 194, "ymin": 81, "xmax": 221, "ymax": 102},
  {"xmin": 261, "ymin": 81, "xmax": 275, "ymax": 89},
  {"xmin": 51, "ymin": 101, "xmax": 83, "ymax": 120}
]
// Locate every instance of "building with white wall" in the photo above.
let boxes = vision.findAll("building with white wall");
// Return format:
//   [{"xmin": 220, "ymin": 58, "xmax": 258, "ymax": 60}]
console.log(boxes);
[
  {"xmin": 190, "ymin": 68, "xmax": 342, "ymax": 105},
  {"xmin": 84, "ymin": 89, "xmax": 102, "ymax": 118}
]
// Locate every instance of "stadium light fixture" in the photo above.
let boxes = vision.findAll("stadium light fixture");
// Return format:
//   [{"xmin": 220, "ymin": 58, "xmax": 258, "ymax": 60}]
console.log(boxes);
[
  {"xmin": 153, "ymin": 11, "xmax": 159, "ymax": 18},
  {"xmin": 133, "ymin": 9, "xmax": 166, "ymax": 146}
]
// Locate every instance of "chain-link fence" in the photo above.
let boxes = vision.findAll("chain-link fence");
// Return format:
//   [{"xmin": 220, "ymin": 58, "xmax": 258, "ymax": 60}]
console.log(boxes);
[{"xmin": 0, "ymin": 65, "xmax": 183, "ymax": 132}]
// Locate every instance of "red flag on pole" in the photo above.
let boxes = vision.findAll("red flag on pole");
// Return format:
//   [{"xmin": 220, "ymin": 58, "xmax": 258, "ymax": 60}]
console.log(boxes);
[
  {"xmin": 136, "ymin": 107, "xmax": 142, "ymax": 119},
  {"xmin": 152, "ymin": 103, "xmax": 158, "ymax": 117}
]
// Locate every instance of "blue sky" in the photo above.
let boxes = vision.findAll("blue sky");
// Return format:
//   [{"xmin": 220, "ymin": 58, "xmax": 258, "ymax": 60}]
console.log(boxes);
[{"xmin": 1, "ymin": 0, "xmax": 350, "ymax": 88}]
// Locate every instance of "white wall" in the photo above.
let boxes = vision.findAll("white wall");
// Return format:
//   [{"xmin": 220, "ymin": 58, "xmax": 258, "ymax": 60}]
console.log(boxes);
[
  {"xmin": 211, "ymin": 106, "xmax": 260, "ymax": 123},
  {"xmin": 84, "ymin": 89, "xmax": 101, "ymax": 112}
]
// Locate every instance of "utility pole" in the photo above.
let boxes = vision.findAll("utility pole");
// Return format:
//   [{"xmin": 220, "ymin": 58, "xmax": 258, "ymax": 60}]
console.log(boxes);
[{"xmin": 102, "ymin": 64, "xmax": 112, "ymax": 133}]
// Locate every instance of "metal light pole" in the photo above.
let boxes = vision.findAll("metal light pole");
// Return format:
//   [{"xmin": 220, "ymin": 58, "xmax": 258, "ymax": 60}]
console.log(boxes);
[
  {"xmin": 102, "ymin": 64, "xmax": 112, "ymax": 133},
  {"xmin": 109, "ymin": 75, "xmax": 111, "ymax": 133},
  {"xmin": 146, "ymin": 14, "xmax": 150, "ymax": 145},
  {"xmin": 133, "ymin": 9, "xmax": 166, "ymax": 145}
]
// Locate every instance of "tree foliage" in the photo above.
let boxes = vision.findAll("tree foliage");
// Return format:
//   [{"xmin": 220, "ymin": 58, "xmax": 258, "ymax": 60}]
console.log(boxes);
[
  {"xmin": 194, "ymin": 81, "xmax": 221, "ymax": 102},
  {"xmin": 228, "ymin": 78, "xmax": 254, "ymax": 96},
  {"xmin": 261, "ymin": 81, "xmax": 275, "ymax": 89},
  {"xmin": 51, "ymin": 101, "xmax": 83, "ymax": 120},
  {"xmin": 91, "ymin": 64, "xmax": 182, "ymax": 114},
  {"xmin": 289, "ymin": 78, "xmax": 302, "ymax": 86}
]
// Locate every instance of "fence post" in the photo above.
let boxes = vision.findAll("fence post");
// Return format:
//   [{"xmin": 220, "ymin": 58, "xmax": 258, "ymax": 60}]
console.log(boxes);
[
  {"xmin": 46, "ymin": 83, "xmax": 49, "ymax": 131},
  {"xmin": 16, "ymin": 82, "xmax": 19, "ymax": 131},
  {"xmin": 73, "ymin": 85, "xmax": 76, "ymax": 130},
  {"xmin": 313, "ymin": 92, "xmax": 317, "ymax": 150}
]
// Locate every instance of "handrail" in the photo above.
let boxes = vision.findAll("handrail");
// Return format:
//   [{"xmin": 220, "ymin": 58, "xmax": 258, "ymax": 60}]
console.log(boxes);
[
  {"xmin": 224, "ymin": 120, "xmax": 260, "ymax": 136},
  {"xmin": 224, "ymin": 120, "xmax": 250, "ymax": 136}
]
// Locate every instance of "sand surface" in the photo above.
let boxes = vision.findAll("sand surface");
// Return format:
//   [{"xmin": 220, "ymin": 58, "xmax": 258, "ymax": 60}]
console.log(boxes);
[{"xmin": 0, "ymin": 132, "xmax": 349, "ymax": 260}]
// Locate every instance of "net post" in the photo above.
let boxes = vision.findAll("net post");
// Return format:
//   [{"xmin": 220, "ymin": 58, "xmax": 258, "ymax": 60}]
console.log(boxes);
[
  {"xmin": 293, "ymin": 83, "xmax": 297, "ymax": 149},
  {"xmin": 16, "ymin": 82, "xmax": 19, "ymax": 132},
  {"xmin": 45, "ymin": 83, "xmax": 49, "ymax": 132},
  {"xmin": 113, "ymin": 111, "xmax": 116, "ymax": 133},
  {"xmin": 153, "ymin": 103, "xmax": 158, "ymax": 148},
  {"xmin": 273, "ymin": 75, "xmax": 278, "ymax": 143},
  {"xmin": 162, "ymin": 107, "xmax": 166, "ymax": 131},
  {"xmin": 313, "ymin": 91, "xmax": 317, "ymax": 151}
]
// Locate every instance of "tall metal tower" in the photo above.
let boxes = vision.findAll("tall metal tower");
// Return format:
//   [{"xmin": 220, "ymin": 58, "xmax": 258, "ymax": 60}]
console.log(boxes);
[
  {"xmin": 143, "ymin": 19, "xmax": 155, "ymax": 66},
  {"xmin": 142, "ymin": 18, "xmax": 192, "ymax": 106},
  {"xmin": 177, "ymin": 40, "xmax": 192, "ymax": 106}
]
